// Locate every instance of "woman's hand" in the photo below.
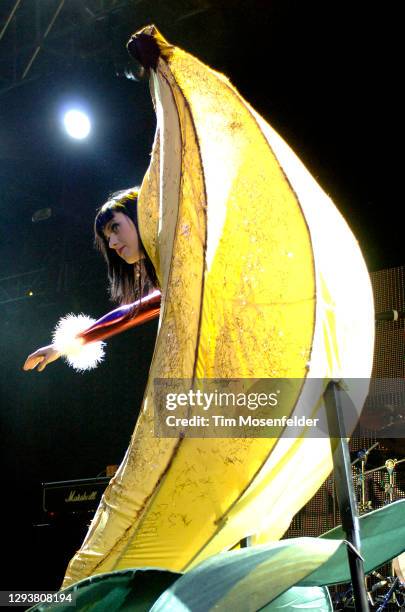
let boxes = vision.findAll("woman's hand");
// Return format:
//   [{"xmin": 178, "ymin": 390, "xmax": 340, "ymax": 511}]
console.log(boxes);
[{"xmin": 23, "ymin": 345, "xmax": 61, "ymax": 372}]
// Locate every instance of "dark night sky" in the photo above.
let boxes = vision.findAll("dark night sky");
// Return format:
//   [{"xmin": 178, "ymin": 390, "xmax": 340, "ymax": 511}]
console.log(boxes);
[{"xmin": 0, "ymin": 0, "xmax": 400, "ymax": 593}]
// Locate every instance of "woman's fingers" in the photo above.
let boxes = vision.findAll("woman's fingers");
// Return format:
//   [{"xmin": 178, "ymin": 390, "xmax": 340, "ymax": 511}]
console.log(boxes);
[
  {"xmin": 23, "ymin": 346, "xmax": 61, "ymax": 371},
  {"xmin": 23, "ymin": 350, "xmax": 51, "ymax": 371},
  {"xmin": 23, "ymin": 354, "xmax": 44, "ymax": 371},
  {"xmin": 37, "ymin": 358, "xmax": 49, "ymax": 372}
]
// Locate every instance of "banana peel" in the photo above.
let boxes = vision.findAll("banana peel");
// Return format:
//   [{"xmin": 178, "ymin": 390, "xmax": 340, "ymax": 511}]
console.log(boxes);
[{"xmin": 62, "ymin": 26, "xmax": 374, "ymax": 588}]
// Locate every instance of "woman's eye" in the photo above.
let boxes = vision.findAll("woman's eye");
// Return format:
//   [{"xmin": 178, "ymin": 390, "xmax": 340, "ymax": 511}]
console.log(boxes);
[{"xmin": 111, "ymin": 223, "xmax": 119, "ymax": 232}]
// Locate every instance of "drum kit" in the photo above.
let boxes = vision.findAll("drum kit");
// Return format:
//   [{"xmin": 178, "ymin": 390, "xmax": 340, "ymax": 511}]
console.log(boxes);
[{"xmin": 333, "ymin": 442, "xmax": 405, "ymax": 610}]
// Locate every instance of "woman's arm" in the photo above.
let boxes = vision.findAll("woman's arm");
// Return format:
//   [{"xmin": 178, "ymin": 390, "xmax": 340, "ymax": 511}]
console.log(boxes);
[
  {"xmin": 79, "ymin": 289, "xmax": 161, "ymax": 344},
  {"xmin": 23, "ymin": 290, "xmax": 161, "ymax": 372}
]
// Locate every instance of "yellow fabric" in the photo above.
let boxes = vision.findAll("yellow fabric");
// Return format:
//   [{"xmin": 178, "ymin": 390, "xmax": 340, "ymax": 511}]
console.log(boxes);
[{"xmin": 62, "ymin": 27, "xmax": 374, "ymax": 587}]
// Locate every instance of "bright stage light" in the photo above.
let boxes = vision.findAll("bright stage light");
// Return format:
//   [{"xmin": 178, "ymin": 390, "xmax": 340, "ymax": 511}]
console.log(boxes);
[{"xmin": 63, "ymin": 110, "xmax": 91, "ymax": 139}]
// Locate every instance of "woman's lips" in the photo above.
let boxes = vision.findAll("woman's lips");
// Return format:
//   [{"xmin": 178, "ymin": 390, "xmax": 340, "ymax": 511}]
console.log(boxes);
[{"xmin": 118, "ymin": 246, "xmax": 126, "ymax": 256}]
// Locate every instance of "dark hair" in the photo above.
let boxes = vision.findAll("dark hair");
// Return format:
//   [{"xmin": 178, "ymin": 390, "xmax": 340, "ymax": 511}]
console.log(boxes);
[{"xmin": 94, "ymin": 188, "xmax": 158, "ymax": 304}]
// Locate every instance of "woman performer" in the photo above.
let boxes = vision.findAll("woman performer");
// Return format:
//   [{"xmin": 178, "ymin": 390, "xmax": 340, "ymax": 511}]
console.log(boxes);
[
  {"xmin": 23, "ymin": 25, "xmax": 374, "ymax": 589},
  {"xmin": 23, "ymin": 188, "xmax": 159, "ymax": 373}
]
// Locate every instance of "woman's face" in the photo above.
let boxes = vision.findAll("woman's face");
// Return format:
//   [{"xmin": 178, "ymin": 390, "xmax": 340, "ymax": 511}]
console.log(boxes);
[{"xmin": 103, "ymin": 211, "xmax": 144, "ymax": 264}]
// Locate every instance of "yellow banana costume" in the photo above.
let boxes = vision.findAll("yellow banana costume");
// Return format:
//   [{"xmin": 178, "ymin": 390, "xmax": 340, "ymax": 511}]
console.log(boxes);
[{"xmin": 62, "ymin": 26, "xmax": 374, "ymax": 587}]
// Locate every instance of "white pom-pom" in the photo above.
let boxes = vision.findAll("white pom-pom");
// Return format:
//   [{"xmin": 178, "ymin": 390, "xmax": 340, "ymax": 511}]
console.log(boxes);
[{"xmin": 52, "ymin": 314, "xmax": 105, "ymax": 371}]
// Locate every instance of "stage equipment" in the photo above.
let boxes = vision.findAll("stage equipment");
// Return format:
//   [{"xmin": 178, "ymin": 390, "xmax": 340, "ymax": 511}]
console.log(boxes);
[
  {"xmin": 324, "ymin": 381, "xmax": 369, "ymax": 610},
  {"xmin": 331, "ymin": 443, "xmax": 405, "ymax": 610},
  {"xmin": 372, "ymin": 266, "xmax": 405, "ymax": 379},
  {"xmin": 42, "ymin": 477, "xmax": 110, "ymax": 516},
  {"xmin": 352, "ymin": 441, "xmax": 379, "ymax": 514}
]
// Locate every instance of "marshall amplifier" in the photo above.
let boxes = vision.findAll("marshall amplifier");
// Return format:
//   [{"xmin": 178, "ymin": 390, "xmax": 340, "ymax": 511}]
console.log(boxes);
[{"xmin": 42, "ymin": 477, "xmax": 110, "ymax": 515}]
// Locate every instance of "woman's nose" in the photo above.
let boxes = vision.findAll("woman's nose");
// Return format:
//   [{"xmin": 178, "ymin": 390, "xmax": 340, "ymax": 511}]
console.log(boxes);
[{"xmin": 109, "ymin": 235, "xmax": 118, "ymax": 248}]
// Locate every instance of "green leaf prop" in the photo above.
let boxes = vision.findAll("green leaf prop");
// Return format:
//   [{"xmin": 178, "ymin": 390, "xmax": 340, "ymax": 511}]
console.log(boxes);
[
  {"xmin": 150, "ymin": 538, "xmax": 343, "ymax": 611},
  {"xmin": 308, "ymin": 498, "xmax": 405, "ymax": 586},
  {"xmin": 151, "ymin": 500, "xmax": 405, "ymax": 611},
  {"xmin": 29, "ymin": 568, "xmax": 179, "ymax": 612},
  {"xmin": 260, "ymin": 586, "xmax": 333, "ymax": 611}
]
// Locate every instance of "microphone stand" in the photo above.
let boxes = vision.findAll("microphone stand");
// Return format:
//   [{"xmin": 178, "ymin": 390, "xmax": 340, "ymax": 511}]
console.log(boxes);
[
  {"xmin": 352, "ymin": 442, "xmax": 379, "ymax": 514},
  {"xmin": 324, "ymin": 381, "xmax": 369, "ymax": 612}
]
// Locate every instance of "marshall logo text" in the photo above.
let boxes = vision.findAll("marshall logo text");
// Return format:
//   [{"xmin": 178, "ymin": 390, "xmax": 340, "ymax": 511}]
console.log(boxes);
[{"xmin": 64, "ymin": 490, "xmax": 98, "ymax": 503}]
